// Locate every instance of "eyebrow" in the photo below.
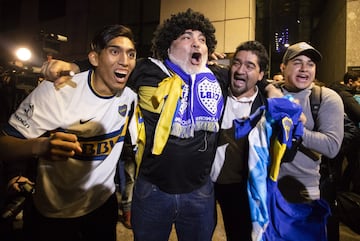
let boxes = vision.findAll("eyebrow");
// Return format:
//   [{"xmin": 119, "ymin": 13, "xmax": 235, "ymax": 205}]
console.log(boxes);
[
  {"xmin": 183, "ymin": 30, "xmax": 205, "ymax": 38},
  {"xmin": 233, "ymin": 58, "xmax": 257, "ymax": 66},
  {"xmin": 106, "ymin": 45, "xmax": 136, "ymax": 52}
]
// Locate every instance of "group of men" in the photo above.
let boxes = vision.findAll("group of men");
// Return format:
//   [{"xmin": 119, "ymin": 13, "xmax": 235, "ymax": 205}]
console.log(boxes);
[{"xmin": 0, "ymin": 8, "xmax": 344, "ymax": 241}]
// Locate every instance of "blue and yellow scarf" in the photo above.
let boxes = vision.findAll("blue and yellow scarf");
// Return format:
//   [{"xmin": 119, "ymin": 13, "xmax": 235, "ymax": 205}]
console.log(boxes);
[
  {"xmin": 149, "ymin": 59, "xmax": 224, "ymax": 155},
  {"xmin": 164, "ymin": 60, "xmax": 223, "ymax": 137}
]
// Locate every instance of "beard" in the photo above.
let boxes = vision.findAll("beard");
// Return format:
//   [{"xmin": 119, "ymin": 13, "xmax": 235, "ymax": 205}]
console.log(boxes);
[{"xmin": 168, "ymin": 53, "xmax": 208, "ymax": 75}]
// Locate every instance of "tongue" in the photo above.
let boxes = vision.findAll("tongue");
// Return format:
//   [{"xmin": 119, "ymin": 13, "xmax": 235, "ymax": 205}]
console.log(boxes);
[{"xmin": 191, "ymin": 58, "xmax": 200, "ymax": 65}]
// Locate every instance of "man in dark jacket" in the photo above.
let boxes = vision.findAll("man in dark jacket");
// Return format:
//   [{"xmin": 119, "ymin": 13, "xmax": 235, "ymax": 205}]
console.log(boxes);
[
  {"xmin": 328, "ymin": 71, "xmax": 360, "ymax": 193},
  {"xmin": 210, "ymin": 40, "xmax": 269, "ymax": 241},
  {"xmin": 328, "ymin": 71, "xmax": 360, "ymax": 123}
]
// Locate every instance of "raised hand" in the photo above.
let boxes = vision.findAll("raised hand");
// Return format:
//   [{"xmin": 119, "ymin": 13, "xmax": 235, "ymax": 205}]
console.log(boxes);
[{"xmin": 41, "ymin": 59, "xmax": 80, "ymax": 89}]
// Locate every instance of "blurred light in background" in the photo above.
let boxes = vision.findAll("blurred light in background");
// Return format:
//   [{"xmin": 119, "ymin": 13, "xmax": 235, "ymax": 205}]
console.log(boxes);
[{"xmin": 15, "ymin": 47, "xmax": 32, "ymax": 61}]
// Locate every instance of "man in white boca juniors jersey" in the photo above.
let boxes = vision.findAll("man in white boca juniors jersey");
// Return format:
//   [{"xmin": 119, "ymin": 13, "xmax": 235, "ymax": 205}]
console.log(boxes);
[{"xmin": 0, "ymin": 24, "xmax": 138, "ymax": 241}]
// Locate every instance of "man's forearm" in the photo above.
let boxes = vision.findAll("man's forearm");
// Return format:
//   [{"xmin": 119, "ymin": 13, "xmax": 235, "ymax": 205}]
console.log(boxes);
[{"xmin": 0, "ymin": 136, "xmax": 47, "ymax": 161}]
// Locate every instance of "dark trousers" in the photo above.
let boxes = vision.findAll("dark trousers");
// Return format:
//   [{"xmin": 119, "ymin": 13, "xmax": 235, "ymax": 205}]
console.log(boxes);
[
  {"xmin": 132, "ymin": 177, "xmax": 216, "ymax": 241},
  {"xmin": 214, "ymin": 182, "xmax": 251, "ymax": 241},
  {"xmin": 23, "ymin": 193, "xmax": 118, "ymax": 241}
]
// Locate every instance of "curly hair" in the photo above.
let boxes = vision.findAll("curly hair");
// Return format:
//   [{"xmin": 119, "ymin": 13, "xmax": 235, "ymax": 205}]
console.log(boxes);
[
  {"xmin": 234, "ymin": 40, "xmax": 269, "ymax": 73},
  {"xmin": 151, "ymin": 8, "xmax": 217, "ymax": 60}
]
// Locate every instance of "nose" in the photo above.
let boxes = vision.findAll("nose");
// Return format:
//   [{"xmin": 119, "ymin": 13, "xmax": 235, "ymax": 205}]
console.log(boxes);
[
  {"xmin": 192, "ymin": 39, "xmax": 200, "ymax": 49},
  {"xmin": 235, "ymin": 63, "xmax": 247, "ymax": 74},
  {"xmin": 118, "ymin": 52, "xmax": 129, "ymax": 66},
  {"xmin": 299, "ymin": 63, "xmax": 308, "ymax": 71}
]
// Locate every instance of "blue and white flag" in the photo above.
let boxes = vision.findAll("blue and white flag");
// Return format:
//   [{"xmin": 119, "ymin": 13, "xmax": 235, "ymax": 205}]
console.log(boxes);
[
  {"xmin": 234, "ymin": 97, "xmax": 304, "ymax": 241},
  {"xmin": 247, "ymin": 112, "xmax": 272, "ymax": 241},
  {"xmin": 263, "ymin": 99, "xmax": 330, "ymax": 241}
]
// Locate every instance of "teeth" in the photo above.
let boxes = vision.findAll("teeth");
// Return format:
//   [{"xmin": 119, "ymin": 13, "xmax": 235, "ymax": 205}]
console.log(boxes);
[{"xmin": 115, "ymin": 72, "xmax": 126, "ymax": 78}]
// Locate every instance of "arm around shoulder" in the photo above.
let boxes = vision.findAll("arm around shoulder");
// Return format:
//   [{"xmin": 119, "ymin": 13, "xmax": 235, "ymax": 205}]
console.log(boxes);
[{"xmin": 257, "ymin": 79, "xmax": 284, "ymax": 98}]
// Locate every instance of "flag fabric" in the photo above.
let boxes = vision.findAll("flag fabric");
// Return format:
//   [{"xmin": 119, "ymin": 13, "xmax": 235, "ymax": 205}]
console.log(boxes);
[
  {"xmin": 234, "ymin": 97, "xmax": 304, "ymax": 241},
  {"xmin": 263, "ymin": 180, "xmax": 330, "ymax": 241},
  {"xmin": 266, "ymin": 97, "xmax": 304, "ymax": 181},
  {"xmin": 246, "ymin": 111, "xmax": 272, "ymax": 241},
  {"xmin": 263, "ymin": 98, "xmax": 330, "ymax": 241},
  {"xmin": 235, "ymin": 97, "xmax": 330, "ymax": 241}
]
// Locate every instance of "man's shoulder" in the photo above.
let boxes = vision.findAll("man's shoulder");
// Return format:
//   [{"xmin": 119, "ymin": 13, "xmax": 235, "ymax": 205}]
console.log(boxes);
[
  {"xmin": 135, "ymin": 57, "xmax": 153, "ymax": 66},
  {"xmin": 122, "ymin": 86, "xmax": 138, "ymax": 99},
  {"xmin": 135, "ymin": 57, "xmax": 165, "ymax": 72},
  {"xmin": 309, "ymin": 85, "xmax": 342, "ymax": 106},
  {"xmin": 320, "ymin": 85, "xmax": 342, "ymax": 98},
  {"xmin": 208, "ymin": 64, "xmax": 229, "ymax": 92},
  {"xmin": 130, "ymin": 58, "xmax": 168, "ymax": 89}
]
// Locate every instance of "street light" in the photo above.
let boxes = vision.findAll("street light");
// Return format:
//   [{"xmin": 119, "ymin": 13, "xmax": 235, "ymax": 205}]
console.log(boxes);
[{"xmin": 15, "ymin": 47, "xmax": 32, "ymax": 61}]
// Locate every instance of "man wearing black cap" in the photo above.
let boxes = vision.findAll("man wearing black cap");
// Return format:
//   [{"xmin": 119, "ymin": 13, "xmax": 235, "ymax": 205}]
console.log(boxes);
[{"xmin": 269, "ymin": 41, "xmax": 344, "ymax": 240}]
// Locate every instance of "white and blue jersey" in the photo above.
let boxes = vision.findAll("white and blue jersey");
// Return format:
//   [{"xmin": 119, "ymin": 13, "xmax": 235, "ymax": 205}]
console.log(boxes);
[{"xmin": 5, "ymin": 70, "xmax": 137, "ymax": 218}]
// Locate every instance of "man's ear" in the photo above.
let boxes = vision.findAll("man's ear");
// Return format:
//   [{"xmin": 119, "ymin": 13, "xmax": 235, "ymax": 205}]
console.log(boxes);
[
  {"xmin": 280, "ymin": 63, "xmax": 285, "ymax": 73},
  {"xmin": 88, "ymin": 51, "xmax": 99, "ymax": 67},
  {"xmin": 258, "ymin": 71, "xmax": 265, "ymax": 81}
]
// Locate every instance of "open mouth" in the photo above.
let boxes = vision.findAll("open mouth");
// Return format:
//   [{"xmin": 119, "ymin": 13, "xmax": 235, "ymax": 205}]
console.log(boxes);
[
  {"xmin": 115, "ymin": 72, "xmax": 127, "ymax": 78},
  {"xmin": 233, "ymin": 74, "xmax": 247, "ymax": 86},
  {"xmin": 191, "ymin": 52, "xmax": 202, "ymax": 64},
  {"xmin": 296, "ymin": 74, "xmax": 309, "ymax": 81},
  {"xmin": 234, "ymin": 74, "xmax": 246, "ymax": 82}
]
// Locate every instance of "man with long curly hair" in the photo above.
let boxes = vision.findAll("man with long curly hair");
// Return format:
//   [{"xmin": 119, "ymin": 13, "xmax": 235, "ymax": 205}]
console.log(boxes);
[
  {"xmin": 38, "ymin": 9, "xmax": 229, "ymax": 240},
  {"xmin": 129, "ymin": 9, "xmax": 225, "ymax": 240}
]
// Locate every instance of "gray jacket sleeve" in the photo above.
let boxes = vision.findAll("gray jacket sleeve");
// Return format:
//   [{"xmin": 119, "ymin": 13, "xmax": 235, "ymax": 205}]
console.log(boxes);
[{"xmin": 302, "ymin": 87, "xmax": 344, "ymax": 159}]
